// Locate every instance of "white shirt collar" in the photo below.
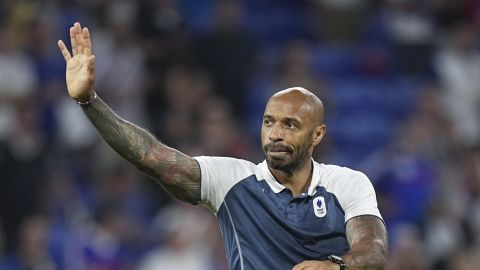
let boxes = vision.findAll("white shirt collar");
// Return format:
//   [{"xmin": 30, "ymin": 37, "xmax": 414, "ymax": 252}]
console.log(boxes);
[{"xmin": 260, "ymin": 159, "xmax": 319, "ymax": 196}]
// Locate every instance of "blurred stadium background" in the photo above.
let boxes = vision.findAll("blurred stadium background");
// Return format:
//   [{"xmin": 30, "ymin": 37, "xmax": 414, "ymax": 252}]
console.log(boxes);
[{"xmin": 0, "ymin": 0, "xmax": 479, "ymax": 269}]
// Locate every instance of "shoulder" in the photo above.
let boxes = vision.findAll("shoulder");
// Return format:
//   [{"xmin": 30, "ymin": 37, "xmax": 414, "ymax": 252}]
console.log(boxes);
[
  {"xmin": 316, "ymin": 163, "xmax": 370, "ymax": 188},
  {"xmin": 314, "ymin": 161, "xmax": 382, "ymax": 221},
  {"xmin": 194, "ymin": 156, "xmax": 263, "ymax": 213},
  {"xmin": 194, "ymin": 156, "xmax": 259, "ymax": 176},
  {"xmin": 194, "ymin": 156, "xmax": 256, "ymax": 166},
  {"xmin": 314, "ymin": 162, "xmax": 376, "ymax": 205}
]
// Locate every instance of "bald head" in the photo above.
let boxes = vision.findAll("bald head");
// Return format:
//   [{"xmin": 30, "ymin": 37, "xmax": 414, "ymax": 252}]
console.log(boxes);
[
  {"xmin": 268, "ymin": 87, "xmax": 324, "ymax": 125},
  {"xmin": 262, "ymin": 87, "xmax": 326, "ymax": 173}
]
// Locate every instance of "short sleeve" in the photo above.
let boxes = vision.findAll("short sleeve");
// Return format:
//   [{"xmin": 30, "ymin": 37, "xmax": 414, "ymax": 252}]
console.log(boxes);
[
  {"xmin": 339, "ymin": 171, "xmax": 382, "ymax": 222},
  {"xmin": 193, "ymin": 156, "xmax": 256, "ymax": 214}
]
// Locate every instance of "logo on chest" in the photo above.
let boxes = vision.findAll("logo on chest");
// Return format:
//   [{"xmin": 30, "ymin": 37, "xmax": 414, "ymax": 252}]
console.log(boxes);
[{"xmin": 313, "ymin": 196, "xmax": 327, "ymax": 218}]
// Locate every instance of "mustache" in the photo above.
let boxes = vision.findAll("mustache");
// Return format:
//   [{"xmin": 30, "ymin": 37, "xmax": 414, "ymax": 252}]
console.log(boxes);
[{"xmin": 263, "ymin": 143, "xmax": 293, "ymax": 153}]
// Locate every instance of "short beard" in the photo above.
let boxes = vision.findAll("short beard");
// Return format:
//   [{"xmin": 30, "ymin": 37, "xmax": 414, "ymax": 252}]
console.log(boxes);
[{"xmin": 263, "ymin": 139, "xmax": 312, "ymax": 174}]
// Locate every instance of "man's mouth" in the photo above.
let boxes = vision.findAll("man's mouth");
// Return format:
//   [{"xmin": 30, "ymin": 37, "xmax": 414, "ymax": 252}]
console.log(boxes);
[
  {"xmin": 267, "ymin": 151, "xmax": 289, "ymax": 158},
  {"xmin": 264, "ymin": 144, "xmax": 292, "ymax": 155}
]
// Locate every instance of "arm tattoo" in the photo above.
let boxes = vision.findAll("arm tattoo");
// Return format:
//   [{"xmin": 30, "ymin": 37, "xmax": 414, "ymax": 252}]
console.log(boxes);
[
  {"xmin": 81, "ymin": 97, "xmax": 201, "ymax": 204},
  {"xmin": 343, "ymin": 215, "xmax": 388, "ymax": 269}
]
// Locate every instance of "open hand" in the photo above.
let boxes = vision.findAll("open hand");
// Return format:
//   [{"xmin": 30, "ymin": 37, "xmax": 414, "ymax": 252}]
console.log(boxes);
[{"xmin": 57, "ymin": 22, "xmax": 96, "ymax": 102}]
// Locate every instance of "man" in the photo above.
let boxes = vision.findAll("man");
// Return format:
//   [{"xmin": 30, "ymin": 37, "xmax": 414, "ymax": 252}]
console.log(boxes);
[{"xmin": 58, "ymin": 22, "xmax": 387, "ymax": 270}]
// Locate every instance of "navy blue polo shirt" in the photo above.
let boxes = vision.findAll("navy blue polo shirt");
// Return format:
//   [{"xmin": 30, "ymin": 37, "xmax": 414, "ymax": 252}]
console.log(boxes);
[{"xmin": 194, "ymin": 157, "xmax": 382, "ymax": 270}]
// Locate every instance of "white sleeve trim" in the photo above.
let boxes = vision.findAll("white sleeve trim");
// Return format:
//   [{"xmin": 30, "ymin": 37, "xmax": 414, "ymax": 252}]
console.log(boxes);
[
  {"xmin": 340, "ymin": 170, "xmax": 382, "ymax": 223},
  {"xmin": 320, "ymin": 165, "xmax": 382, "ymax": 223},
  {"xmin": 194, "ymin": 156, "xmax": 256, "ymax": 214}
]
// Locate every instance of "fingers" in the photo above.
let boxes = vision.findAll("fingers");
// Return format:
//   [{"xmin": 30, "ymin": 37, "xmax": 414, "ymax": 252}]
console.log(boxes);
[
  {"xmin": 69, "ymin": 26, "xmax": 77, "ymax": 56},
  {"xmin": 57, "ymin": 40, "xmax": 71, "ymax": 61},
  {"xmin": 74, "ymin": 22, "xmax": 84, "ymax": 55},
  {"xmin": 83, "ymin": 27, "xmax": 92, "ymax": 56},
  {"xmin": 61, "ymin": 22, "xmax": 93, "ymax": 62},
  {"xmin": 291, "ymin": 261, "xmax": 315, "ymax": 270}
]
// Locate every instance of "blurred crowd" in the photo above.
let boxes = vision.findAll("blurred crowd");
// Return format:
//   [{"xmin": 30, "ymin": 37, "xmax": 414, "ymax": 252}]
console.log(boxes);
[{"xmin": 0, "ymin": 0, "xmax": 479, "ymax": 269}]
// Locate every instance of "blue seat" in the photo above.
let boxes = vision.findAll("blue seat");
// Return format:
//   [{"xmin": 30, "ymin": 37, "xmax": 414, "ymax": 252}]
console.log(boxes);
[{"xmin": 325, "ymin": 76, "xmax": 419, "ymax": 165}]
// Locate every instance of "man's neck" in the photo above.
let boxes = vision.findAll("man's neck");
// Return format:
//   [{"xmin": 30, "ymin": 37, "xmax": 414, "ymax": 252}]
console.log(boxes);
[{"xmin": 269, "ymin": 160, "xmax": 313, "ymax": 197}]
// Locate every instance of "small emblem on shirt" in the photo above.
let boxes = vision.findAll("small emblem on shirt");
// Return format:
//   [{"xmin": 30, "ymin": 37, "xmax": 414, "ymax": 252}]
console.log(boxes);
[{"xmin": 313, "ymin": 196, "xmax": 327, "ymax": 217}]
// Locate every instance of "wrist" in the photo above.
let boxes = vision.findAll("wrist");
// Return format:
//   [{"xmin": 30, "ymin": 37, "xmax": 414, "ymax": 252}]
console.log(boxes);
[
  {"xmin": 327, "ymin": 255, "xmax": 346, "ymax": 270},
  {"xmin": 74, "ymin": 91, "xmax": 97, "ymax": 105}
]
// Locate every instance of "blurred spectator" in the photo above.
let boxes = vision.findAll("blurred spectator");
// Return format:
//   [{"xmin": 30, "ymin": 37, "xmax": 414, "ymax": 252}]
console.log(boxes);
[
  {"xmin": 193, "ymin": 0, "xmax": 257, "ymax": 118},
  {"xmin": 94, "ymin": 0, "xmax": 147, "ymax": 126},
  {"xmin": 136, "ymin": 0, "xmax": 196, "ymax": 129},
  {"xmin": 384, "ymin": 0, "xmax": 436, "ymax": 75},
  {"xmin": 156, "ymin": 65, "xmax": 212, "ymax": 146},
  {"xmin": 94, "ymin": 162, "xmax": 155, "ymax": 227},
  {"xmin": 423, "ymin": 195, "xmax": 466, "ymax": 268},
  {"xmin": 41, "ymin": 165, "xmax": 93, "ymax": 267},
  {"xmin": 360, "ymin": 89, "xmax": 448, "ymax": 242},
  {"xmin": 465, "ymin": 148, "xmax": 480, "ymax": 244},
  {"xmin": 0, "ymin": 98, "xmax": 48, "ymax": 253},
  {"xmin": 136, "ymin": 0, "xmax": 189, "ymax": 68},
  {"xmin": 311, "ymin": 0, "xmax": 370, "ymax": 44},
  {"xmin": 365, "ymin": 119, "xmax": 437, "ymax": 239},
  {"xmin": 136, "ymin": 0, "xmax": 182, "ymax": 41},
  {"xmin": 386, "ymin": 225, "xmax": 428, "ymax": 270},
  {"xmin": 271, "ymin": 40, "xmax": 327, "ymax": 93},
  {"xmin": 0, "ymin": 26, "xmax": 38, "ymax": 140},
  {"xmin": 54, "ymin": 96, "xmax": 99, "ymax": 152},
  {"xmin": 196, "ymin": 95, "xmax": 256, "ymax": 159},
  {"xmin": 79, "ymin": 203, "xmax": 132, "ymax": 270},
  {"xmin": 443, "ymin": 247, "xmax": 480, "ymax": 270},
  {"xmin": 434, "ymin": 22, "xmax": 480, "ymax": 147},
  {"xmin": 138, "ymin": 203, "xmax": 222, "ymax": 270},
  {"xmin": 0, "ymin": 216, "xmax": 56, "ymax": 270},
  {"xmin": 431, "ymin": 0, "xmax": 473, "ymax": 29}
]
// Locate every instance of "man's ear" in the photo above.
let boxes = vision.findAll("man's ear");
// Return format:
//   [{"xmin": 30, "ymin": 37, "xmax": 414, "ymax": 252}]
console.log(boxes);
[{"xmin": 312, "ymin": 124, "xmax": 326, "ymax": 147}]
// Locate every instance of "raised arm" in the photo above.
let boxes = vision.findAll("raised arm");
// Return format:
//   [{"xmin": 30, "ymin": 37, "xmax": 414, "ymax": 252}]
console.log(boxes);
[{"xmin": 57, "ymin": 22, "xmax": 201, "ymax": 204}]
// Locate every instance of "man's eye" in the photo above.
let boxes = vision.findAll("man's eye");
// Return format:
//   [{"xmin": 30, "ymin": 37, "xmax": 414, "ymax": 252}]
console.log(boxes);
[
  {"xmin": 264, "ymin": 120, "xmax": 272, "ymax": 126},
  {"xmin": 286, "ymin": 122, "xmax": 296, "ymax": 129}
]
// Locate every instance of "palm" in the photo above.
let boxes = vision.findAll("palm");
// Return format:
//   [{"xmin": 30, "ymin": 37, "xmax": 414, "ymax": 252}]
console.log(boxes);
[
  {"xmin": 66, "ymin": 54, "xmax": 94, "ymax": 97},
  {"xmin": 58, "ymin": 22, "xmax": 95, "ymax": 101}
]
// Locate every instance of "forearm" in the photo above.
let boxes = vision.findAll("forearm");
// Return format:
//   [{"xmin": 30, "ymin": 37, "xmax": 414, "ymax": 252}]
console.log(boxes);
[
  {"xmin": 343, "ymin": 216, "xmax": 388, "ymax": 270},
  {"xmin": 80, "ymin": 95, "xmax": 200, "ymax": 203},
  {"xmin": 343, "ymin": 242, "xmax": 386, "ymax": 269}
]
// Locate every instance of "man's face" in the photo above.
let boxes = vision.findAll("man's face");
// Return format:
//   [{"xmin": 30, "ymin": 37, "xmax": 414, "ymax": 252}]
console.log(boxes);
[{"xmin": 261, "ymin": 93, "xmax": 322, "ymax": 172}]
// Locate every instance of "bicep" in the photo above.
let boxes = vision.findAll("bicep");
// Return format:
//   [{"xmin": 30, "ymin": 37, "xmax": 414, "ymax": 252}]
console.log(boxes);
[
  {"xmin": 346, "ymin": 215, "xmax": 388, "ymax": 254},
  {"xmin": 144, "ymin": 146, "xmax": 201, "ymax": 204}
]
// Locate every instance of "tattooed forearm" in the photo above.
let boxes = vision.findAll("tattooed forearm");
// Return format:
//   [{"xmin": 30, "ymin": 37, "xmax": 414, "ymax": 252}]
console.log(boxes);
[
  {"xmin": 343, "ymin": 216, "xmax": 388, "ymax": 270},
  {"xmin": 81, "ymin": 96, "xmax": 201, "ymax": 204}
]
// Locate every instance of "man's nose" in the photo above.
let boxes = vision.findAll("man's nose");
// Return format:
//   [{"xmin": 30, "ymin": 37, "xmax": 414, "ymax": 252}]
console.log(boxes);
[{"xmin": 269, "ymin": 124, "xmax": 283, "ymax": 142}]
